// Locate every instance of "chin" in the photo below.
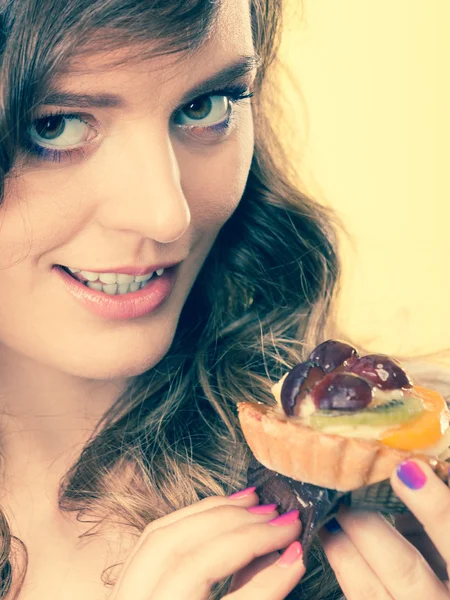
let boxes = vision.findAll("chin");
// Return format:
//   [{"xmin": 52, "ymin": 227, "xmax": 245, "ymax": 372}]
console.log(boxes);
[
  {"xmin": 76, "ymin": 349, "xmax": 170, "ymax": 380},
  {"xmin": 48, "ymin": 318, "xmax": 178, "ymax": 381}
]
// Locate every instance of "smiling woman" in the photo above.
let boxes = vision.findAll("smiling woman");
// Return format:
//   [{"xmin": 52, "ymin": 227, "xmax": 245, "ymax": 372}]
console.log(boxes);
[{"xmin": 0, "ymin": 0, "xmax": 341, "ymax": 599}]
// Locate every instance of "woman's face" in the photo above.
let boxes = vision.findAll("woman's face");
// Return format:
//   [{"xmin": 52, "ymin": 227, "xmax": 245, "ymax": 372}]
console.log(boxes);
[{"xmin": 0, "ymin": 0, "xmax": 256, "ymax": 380}]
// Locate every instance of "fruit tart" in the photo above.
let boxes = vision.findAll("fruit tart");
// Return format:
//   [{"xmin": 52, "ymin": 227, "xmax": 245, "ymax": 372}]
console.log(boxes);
[{"xmin": 237, "ymin": 340, "xmax": 450, "ymax": 551}]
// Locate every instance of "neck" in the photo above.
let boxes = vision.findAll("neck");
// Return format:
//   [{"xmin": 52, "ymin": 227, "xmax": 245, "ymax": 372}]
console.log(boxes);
[{"xmin": 0, "ymin": 346, "xmax": 129, "ymax": 491}]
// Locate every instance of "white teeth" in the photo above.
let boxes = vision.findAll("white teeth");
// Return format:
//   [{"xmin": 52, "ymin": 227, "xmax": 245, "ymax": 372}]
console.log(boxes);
[
  {"xmin": 98, "ymin": 272, "xmax": 117, "ymax": 284},
  {"xmin": 67, "ymin": 265, "xmax": 163, "ymax": 292},
  {"xmin": 80, "ymin": 270, "xmax": 100, "ymax": 281},
  {"xmin": 135, "ymin": 272, "xmax": 153, "ymax": 282},
  {"xmin": 85, "ymin": 280, "xmax": 147, "ymax": 295},
  {"xmin": 117, "ymin": 283, "xmax": 131, "ymax": 294},
  {"xmin": 68, "ymin": 268, "xmax": 159, "ymax": 283},
  {"xmin": 86, "ymin": 281, "xmax": 103, "ymax": 291},
  {"xmin": 102, "ymin": 283, "xmax": 118, "ymax": 295},
  {"xmin": 116, "ymin": 273, "xmax": 135, "ymax": 284}
]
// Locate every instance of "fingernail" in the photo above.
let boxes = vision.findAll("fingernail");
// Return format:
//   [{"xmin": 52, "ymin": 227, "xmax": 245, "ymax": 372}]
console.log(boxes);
[
  {"xmin": 396, "ymin": 460, "xmax": 427, "ymax": 490},
  {"xmin": 247, "ymin": 503, "xmax": 278, "ymax": 514},
  {"xmin": 324, "ymin": 518, "xmax": 342, "ymax": 533},
  {"xmin": 268, "ymin": 509, "xmax": 299, "ymax": 526},
  {"xmin": 277, "ymin": 541, "xmax": 303, "ymax": 567},
  {"xmin": 228, "ymin": 486, "xmax": 256, "ymax": 499}
]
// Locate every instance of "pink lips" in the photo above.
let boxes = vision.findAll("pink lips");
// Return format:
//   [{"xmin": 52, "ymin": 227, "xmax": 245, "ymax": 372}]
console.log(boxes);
[{"xmin": 54, "ymin": 265, "xmax": 177, "ymax": 320}]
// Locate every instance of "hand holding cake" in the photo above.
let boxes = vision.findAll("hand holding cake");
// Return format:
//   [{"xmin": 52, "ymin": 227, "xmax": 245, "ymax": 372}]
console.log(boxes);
[
  {"xmin": 239, "ymin": 339, "xmax": 450, "ymax": 492},
  {"xmin": 238, "ymin": 339, "xmax": 450, "ymax": 596},
  {"xmin": 238, "ymin": 340, "xmax": 450, "ymax": 551},
  {"xmin": 320, "ymin": 458, "xmax": 450, "ymax": 598}
]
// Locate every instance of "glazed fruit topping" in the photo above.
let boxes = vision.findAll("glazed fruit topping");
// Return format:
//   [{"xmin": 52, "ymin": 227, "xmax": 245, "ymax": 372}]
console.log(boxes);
[
  {"xmin": 348, "ymin": 354, "xmax": 413, "ymax": 390},
  {"xmin": 279, "ymin": 339, "xmax": 413, "ymax": 417},
  {"xmin": 310, "ymin": 395, "xmax": 424, "ymax": 429},
  {"xmin": 311, "ymin": 372, "xmax": 374, "ymax": 411},
  {"xmin": 280, "ymin": 361, "xmax": 325, "ymax": 416},
  {"xmin": 307, "ymin": 340, "xmax": 359, "ymax": 373}
]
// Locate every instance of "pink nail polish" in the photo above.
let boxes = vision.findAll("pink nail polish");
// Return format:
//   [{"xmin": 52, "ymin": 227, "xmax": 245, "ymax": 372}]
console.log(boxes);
[
  {"xmin": 278, "ymin": 541, "xmax": 303, "ymax": 567},
  {"xmin": 228, "ymin": 486, "xmax": 256, "ymax": 499},
  {"xmin": 396, "ymin": 461, "xmax": 427, "ymax": 490},
  {"xmin": 247, "ymin": 503, "xmax": 278, "ymax": 514},
  {"xmin": 268, "ymin": 509, "xmax": 300, "ymax": 526}
]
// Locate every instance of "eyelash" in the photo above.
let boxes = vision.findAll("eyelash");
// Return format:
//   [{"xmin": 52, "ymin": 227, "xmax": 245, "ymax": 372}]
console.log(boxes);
[{"xmin": 25, "ymin": 84, "xmax": 254, "ymax": 163}]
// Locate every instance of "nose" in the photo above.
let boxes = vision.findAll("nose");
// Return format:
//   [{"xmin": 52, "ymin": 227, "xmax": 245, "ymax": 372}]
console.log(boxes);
[{"xmin": 95, "ymin": 127, "xmax": 191, "ymax": 244}]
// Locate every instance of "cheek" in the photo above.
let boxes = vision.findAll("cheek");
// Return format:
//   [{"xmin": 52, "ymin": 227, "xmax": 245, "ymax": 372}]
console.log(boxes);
[
  {"xmin": 182, "ymin": 116, "xmax": 254, "ymax": 230},
  {"xmin": 0, "ymin": 173, "xmax": 83, "ymax": 267}
]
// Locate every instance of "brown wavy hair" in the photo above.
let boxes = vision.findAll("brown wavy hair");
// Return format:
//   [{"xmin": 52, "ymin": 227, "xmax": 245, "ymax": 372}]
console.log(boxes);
[{"xmin": 0, "ymin": 0, "xmax": 343, "ymax": 597}]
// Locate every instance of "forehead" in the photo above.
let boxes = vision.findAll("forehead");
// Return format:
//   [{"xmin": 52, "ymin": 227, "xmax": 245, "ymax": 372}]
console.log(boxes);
[{"xmin": 59, "ymin": 0, "xmax": 254, "ymax": 80}]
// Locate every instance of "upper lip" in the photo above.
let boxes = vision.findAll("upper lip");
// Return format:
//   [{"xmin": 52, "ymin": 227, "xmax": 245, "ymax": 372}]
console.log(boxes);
[{"xmin": 58, "ymin": 260, "xmax": 183, "ymax": 276}]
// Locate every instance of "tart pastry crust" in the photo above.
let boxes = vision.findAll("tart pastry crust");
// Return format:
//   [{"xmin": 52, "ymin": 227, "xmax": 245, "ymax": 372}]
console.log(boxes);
[{"xmin": 238, "ymin": 401, "xmax": 446, "ymax": 492}]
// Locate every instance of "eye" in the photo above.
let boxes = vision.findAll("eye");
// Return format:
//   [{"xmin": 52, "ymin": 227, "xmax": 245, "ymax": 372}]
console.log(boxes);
[
  {"xmin": 24, "ymin": 85, "xmax": 254, "ymax": 163},
  {"xmin": 174, "ymin": 95, "xmax": 231, "ymax": 127},
  {"xmin": 28, "ymin": 113, "xmax": 96, "ymax": 149}
]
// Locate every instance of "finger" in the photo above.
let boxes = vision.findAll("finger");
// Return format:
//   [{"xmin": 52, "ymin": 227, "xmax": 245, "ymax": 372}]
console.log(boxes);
[
  {"xmin": 113, "ymin": 503, "xmax": 280, "ymax": 600},
  {"xmin": 144, "ymin": 491, "xmax": 260, "ymax": 535},
  {"xmin": 319, "ymin": 525, "xmax": 393, "ymax": 599},
  {"xmin": 226, "ymin": 543, "xmax": 305, "ymax": 599},
  {"xmin": 149, "ymin": 512, "xmax": 302, "ymax": 599},
  {"xmin": 395, "ymin": 514, "xmax": 448, "ymax": 581},
  {"xmin": 391, "ymin": 459, "xmax": 450, "ymax": 571},
  {"xmin": 337, "ymin": 508, "xmax": 449, "ymax": 600},
  {"xmin": 111, "ymin": 492, "xmax": 260, "ymax": 599},
  {"xmin": 227, "ymin": 551, "xmax": 280, "ymax": 592}
]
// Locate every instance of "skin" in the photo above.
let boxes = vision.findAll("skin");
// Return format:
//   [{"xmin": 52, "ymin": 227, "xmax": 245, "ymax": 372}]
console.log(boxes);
[
  {"xmin": 320, "ymin": 460, "xmax": 450, "ymax": 599},
  {"xmin": 0, "ymin": 0, "xmax": 262, "ymax": 596},
  {"xmin": 0, "ymin": 3, "xmax": 255, "ymax": 489},
  {"xmin": 0, "ymin": 0, "xmax": 448, "ymax": 598}
]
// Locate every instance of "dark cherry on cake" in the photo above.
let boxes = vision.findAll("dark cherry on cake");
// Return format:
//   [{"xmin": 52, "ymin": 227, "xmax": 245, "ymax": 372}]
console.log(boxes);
[{"xmin": 280, "ymin": 339, "xmax": 413, "ymax": 418}]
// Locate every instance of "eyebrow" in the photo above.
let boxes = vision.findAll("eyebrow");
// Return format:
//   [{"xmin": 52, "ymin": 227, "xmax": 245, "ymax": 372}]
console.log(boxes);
[{"xmin": 41, "ymin": 54, "xmax": 262, "ymax": 109}]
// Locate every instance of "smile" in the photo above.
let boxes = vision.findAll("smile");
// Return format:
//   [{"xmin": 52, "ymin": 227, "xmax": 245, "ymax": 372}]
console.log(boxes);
[
  {"xmin": 63, "ymin": 267, "xmax": 165, "ymax": 295},
  {"xmin": 54, "ymin": 264, "xmax": 177, "ymax": 320}
]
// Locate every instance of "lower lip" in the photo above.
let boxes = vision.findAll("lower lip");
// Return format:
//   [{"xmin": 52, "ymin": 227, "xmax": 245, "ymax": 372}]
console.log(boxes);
[{"xmin": 53, "ymin": 265, "xmax": 177, "ymax": 320}]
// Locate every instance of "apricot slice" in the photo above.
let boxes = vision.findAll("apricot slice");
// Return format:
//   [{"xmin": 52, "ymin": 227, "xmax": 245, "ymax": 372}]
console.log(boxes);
[{"xmin": 380, "ymin": 386, "xmax": 450, "ymax": 451}]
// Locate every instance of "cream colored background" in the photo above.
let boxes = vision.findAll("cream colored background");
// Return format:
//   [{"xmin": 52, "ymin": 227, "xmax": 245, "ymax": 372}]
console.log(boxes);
[{"xmin": 278, "ymin": 0, "xmax": 450, "ymax": 362}]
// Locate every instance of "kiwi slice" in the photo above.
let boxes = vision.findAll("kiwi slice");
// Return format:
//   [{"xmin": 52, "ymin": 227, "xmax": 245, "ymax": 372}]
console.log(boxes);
[{"xmin": 310, "ymin": 396, "xmax": 424, "ymax": 430}]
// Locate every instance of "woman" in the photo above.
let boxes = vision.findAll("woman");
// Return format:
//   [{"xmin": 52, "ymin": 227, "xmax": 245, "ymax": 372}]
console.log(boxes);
[{"xmin": 0, "ymin": 0, "xmax": 448, "ymax": 598}]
